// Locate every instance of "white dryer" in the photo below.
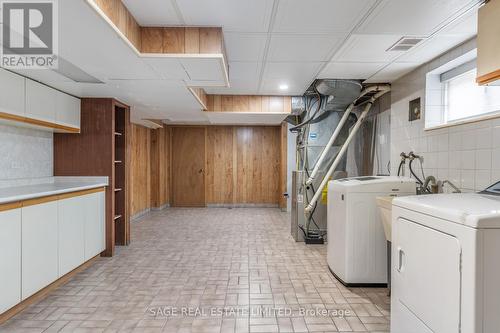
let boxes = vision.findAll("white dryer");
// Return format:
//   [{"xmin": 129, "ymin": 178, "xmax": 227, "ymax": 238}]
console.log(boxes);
[
  {"xmin": 327, "ymin": 176, "xmax": 416, "ymax": 286},
  {"xmin": 391, "ymin": 182, "xmax": 500, "ymax": 333}
]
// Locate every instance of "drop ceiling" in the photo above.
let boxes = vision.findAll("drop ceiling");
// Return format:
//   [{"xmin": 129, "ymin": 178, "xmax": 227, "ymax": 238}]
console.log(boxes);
[
  {"xmin": 2, "ymin": 0, "xmax": 482, "ymax": 126},
  {"xmin": 123, "ymin": 0, "xmax": 481, "ymax": 95}
]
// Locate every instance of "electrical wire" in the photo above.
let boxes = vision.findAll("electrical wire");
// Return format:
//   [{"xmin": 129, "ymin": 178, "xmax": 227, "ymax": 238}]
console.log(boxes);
[{"xmin": 290, "ymin": 92, "xmax": 323, "ymax": 132}]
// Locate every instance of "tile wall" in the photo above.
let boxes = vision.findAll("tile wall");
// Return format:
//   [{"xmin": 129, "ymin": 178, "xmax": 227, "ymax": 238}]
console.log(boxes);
[
  {"xmin": 0, "ymin": 124, "xmax": 53, "ymax": 181},
  {"xmin": 390, "ymin": 38, "xmax": 500, "ymax": 192}
]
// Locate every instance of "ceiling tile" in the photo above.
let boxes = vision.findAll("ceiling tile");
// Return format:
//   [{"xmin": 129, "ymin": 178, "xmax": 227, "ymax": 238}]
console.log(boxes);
[
  {"xmin": 397, "ymin": 34, "xmax": 473, "ymax": 63},
  {"xmin": 204, "ymin": 62, "xmax": 261, "ymax": 94},
  {"xmin": 180, "ymin": 58, "xmax": 226, "ymax": 85},
  {"xmin": 122, "ymin": 0, "xmax": 181, "ymax": 26},
  {"xmin": 224, "ymin": 33, "xmax": 267, "ymax": 62},
  {"xmin": 267, "ymin": 34, "xmax": 345, "ymax": 62},
  {"xmin": 357, "ymin": 0, "xmax": 478, "ymax": 35},
  {"xmin": 263, "ymin": 62, "xmax": 323, "ymax": 81},
  {"xmin": 261, "ymin": 62, "xmax": 323, "ymax": 95},
  {"xmin": 364, "ymin": 62, "xmax": 420, "ymax": 83},
  {"xmin": 143, "ymin": 58, "xmax": 189, "ymax": 80},
  {"xmin": 318, "ymin": 62, "xmax": 386, "ymax": 80},
  {"xmin": 273, "ymin": 0, "xmax": 376, "ymax": 33},
  {"xmin": 176, "ymin": 0, "xmax": 274, "ymax": 32},
  {"xmin": 439, "ymin": 9, "xmax": 477, "ymax": 36},
  {"xmin": 227, "ymin": 62, "xmax": 261, "ymax": 80},
  {"xmin": 333, "ymin": 34, "xmax": 405, "ymax": 63}
]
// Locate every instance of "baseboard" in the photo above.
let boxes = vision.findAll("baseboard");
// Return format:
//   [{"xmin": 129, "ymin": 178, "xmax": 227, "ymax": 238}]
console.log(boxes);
[
  {"xmin": 130, "ymin": 208, "xmax": 151, "ymax": 221},
  {"xmin": 131, "ymin": 204, "xmax": 171, "ymax": 222},
  {"xmin": 0, "ymin": 255, "xmax": 100, "ymax": 325},
  {"xmin": 152, "ymin": 203, "xmax": 170, "ymax": 211},
  {"xmin": 206, "ymin": 203, "xmax": 279, "ymax": 208}
]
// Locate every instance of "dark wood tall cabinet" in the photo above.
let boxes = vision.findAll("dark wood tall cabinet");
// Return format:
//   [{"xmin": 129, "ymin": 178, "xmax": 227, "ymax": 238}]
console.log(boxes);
[{"xmin": 54, "ymin": 98, "xmax": 130, "ymax": 257}]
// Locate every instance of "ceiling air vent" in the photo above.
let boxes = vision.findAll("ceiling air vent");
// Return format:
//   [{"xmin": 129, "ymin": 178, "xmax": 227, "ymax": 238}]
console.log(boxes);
[{"xmin": 387, "ymin": 37, "xmax": 426, "ymax": 52}]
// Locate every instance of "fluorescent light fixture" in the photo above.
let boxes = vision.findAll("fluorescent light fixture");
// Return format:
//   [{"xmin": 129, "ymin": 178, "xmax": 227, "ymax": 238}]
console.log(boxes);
[{"xmin": 279, "ymin": 84, "xmax": 289, "ymax": 90}]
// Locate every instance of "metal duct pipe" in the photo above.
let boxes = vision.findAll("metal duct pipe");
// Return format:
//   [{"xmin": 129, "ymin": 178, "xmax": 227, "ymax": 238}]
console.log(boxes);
[
  {"xmin": 305, "ymin": 85, "xmax": 389, "ymax": 186},
  {"xmin": 304, "ymin": 86, "xmax": 391, "ymax": 214}
]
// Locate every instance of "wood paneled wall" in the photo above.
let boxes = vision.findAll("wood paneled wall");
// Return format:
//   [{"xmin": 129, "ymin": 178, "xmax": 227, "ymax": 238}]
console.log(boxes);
[
  {"xmin": 205, "ymin": 95, "xmax": 292, "ymax": 113},
  {"xmin": 151, "ymin": 127, "xmax": 171, "ymax": 208},
  {"xmin": 129, "ymin": 124, "xmax": 151, "ymax": 216},
  {"xmin": 91, "ymin": 0, "xmax": 224, "ymax": 55},
  {"xmin": 141, "ymin": 27, "xmax": 223, "ymax": 54},
  {"xmin": 129, "ymin": 124, "xmax": 287, "ymax": 213},
  {"xmin": 93, "ymin": 0, "xmax": 141, "ymax": 50},
  {"xmin": 206, "ymin": 127, "xmax": 235, "ymax": 204},
  {"xmin": 233, "ymin": 127, "xmax": 281, "ymax": 204},
  {"xmin": 205, "ymin": 126, "xmax": 283, "ymax": 206}
]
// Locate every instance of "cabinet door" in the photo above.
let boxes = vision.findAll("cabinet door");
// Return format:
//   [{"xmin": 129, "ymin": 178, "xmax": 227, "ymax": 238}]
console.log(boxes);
[
  {"xmin": 0, "ymin": 68, "xmax": 25, "ymax": 117},
  {"xmin": 25, "ymin": 79, "xmax": 56, "ymax": 123},
  {"xmin": 22, "ymin": 201, "xmax": 58, "ymax": 300},
  {"xmin": 84, "ymin": 191, "xmax": 105, "ymax": 260},
  {"xmin": 58, "ymin": 196, "xmax": 85, "ymax": 276},
  {"xmin": 0, "ymin": 209, "xmax": 21, "ymax": 313},
  {"xmin": 393, "ymin": 217, "xmax": 461, "ymax": 333},
  {"xmin": 56, "ymin": 91, "xmax": 80, "ymax": 129}
]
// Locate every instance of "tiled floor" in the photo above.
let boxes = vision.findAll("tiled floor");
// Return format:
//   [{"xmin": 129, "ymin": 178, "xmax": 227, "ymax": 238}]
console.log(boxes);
[{"xmin": 0, "ymin": 208, "xmax": 390, "ymax": 333}]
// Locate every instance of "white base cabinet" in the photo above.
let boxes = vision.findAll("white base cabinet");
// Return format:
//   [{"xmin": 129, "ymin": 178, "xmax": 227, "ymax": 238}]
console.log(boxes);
[
  {"xmin": 0, "ymin": 209, "xmax": 22, "ymax": 313},
  {"xmin": 22, "ymin": 201, "xmax": 59, "ymax": 300},
  {"xmin": 0, "ymin": 188, "xmax": 105, "ymax": 315},
  {"xmin": 84, "ymin": 191, "xmax": 106, "ymax": 261},
  {"xmin": 58, "ymin": 197, "xmax": 86, "ymax": 277}
]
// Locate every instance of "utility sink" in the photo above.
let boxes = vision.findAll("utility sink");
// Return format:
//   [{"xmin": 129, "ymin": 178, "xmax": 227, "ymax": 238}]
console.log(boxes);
[{"xmin": 376, "ymin": 196, "xmax": 395, "ymax": 241}]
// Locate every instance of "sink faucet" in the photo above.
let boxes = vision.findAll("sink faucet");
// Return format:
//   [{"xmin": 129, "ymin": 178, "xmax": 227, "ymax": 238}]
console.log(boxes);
[{"xmin": 422, "ymin": 176, "xmax": 438, "ymax": 194}]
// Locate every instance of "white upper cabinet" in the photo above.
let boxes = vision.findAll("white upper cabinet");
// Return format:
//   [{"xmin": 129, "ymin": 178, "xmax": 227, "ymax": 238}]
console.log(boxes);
[
  {"xmin": 0, "ymin": 209, "xmax": 22, "ymax": 314},
  {"xmin": 0, "ymin": 71, "xmax": 80, "ymax": 132},
  {"xmin": 0, "ymin": 68, "xmax": 25, "ymax": 117},
  {"xmin": 477, "ymin": 0, "xmax": 500, "ymax": 85},
  {"xmin": 56, "ymin": 90, "xmax": 81, "ymax": 129},
  {"xmin": 25, "ymin": 79, "xmax": 57, "ymax": 124}
]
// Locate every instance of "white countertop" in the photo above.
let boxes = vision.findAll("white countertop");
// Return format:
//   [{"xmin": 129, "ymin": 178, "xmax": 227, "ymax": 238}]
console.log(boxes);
[{"xmin": 0, "ymin": 177, "xmax": 109, "ymax": 204}]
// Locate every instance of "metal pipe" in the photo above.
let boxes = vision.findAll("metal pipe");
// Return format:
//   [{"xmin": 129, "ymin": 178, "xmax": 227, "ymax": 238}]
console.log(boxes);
[
  {"xmin": 304, "ymin": 85, "xmax": 388, "ymax": 186},
  {"xmin": 305, "ymin": 103, "xmax": 354, "ymax": 186},
  {"xmin": 304, "ymin": 87, "xmax": 390, "ymax": 214}
]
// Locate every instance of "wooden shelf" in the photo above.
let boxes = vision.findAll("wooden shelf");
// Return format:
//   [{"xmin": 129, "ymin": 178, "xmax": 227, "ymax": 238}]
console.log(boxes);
[{"xmin": 54, "ymin": 98, "xmax": 130, "ymax": 257}]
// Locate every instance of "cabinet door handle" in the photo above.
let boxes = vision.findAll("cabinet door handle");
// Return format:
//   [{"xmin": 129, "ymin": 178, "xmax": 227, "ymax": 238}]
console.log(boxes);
[{"xmin": 397, "ymin": 247, "xmax": 405, "ymax": 273}]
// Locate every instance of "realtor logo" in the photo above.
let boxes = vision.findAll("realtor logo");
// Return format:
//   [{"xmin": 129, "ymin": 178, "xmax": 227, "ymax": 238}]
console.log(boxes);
[{"xmin": 1, "ymin": 0, "xmax": 58, "ymax": 69}]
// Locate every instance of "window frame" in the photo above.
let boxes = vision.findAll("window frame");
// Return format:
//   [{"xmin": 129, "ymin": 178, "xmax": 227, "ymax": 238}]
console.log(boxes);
[{"xmin": 425, "ymin": 55, "xmax": 500, "ymax": 131}]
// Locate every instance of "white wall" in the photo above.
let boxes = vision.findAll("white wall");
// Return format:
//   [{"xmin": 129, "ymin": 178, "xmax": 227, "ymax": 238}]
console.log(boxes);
[
  {"xmin": 391, "ymin": 38, "xmax": 500, "ymax": 192},
  {"xmin": 0, "ymin": 124, "xmax": 53, "ymax": 180}
]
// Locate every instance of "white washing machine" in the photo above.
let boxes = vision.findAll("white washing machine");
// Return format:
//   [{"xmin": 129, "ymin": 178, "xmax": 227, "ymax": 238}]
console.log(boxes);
[
  {"xmin": 327, "ymin": 176, "xmax": 416, "ymax": 286},
  {"xmin": 391, "ymin": 182, "xmax": 500, "ymax": 333}
]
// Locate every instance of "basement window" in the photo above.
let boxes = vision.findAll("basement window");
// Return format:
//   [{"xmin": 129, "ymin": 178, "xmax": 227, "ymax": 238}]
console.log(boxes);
[
  {"xmin": 425, "ymin": 52, "xmax": 500, "ymax": 130},
  {"xmin": 444, "ymin": 69, "xmax": 500, "ymax": 122}
]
